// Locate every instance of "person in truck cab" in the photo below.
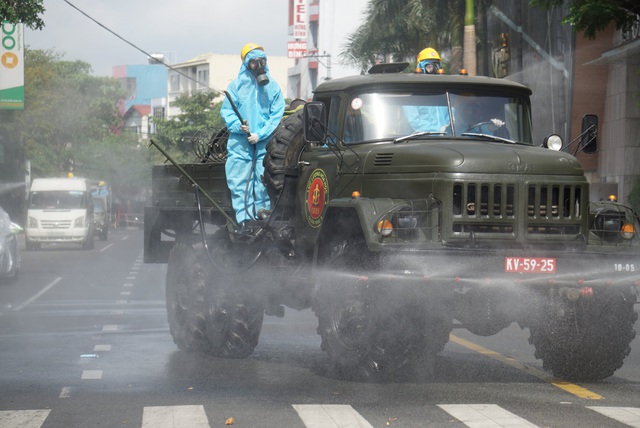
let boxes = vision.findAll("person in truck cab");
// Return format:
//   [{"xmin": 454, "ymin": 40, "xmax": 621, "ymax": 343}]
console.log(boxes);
[
  {"xmin": 415, "ymin": 47, "xmax": 443, "ymax": 74},
  {"xmin": 221, "ymin": 43, "xmax": 285, "ymax": 231},
  {"xmin": 403, "ymin": 47, "xmax": 450, "ymax": 134}
]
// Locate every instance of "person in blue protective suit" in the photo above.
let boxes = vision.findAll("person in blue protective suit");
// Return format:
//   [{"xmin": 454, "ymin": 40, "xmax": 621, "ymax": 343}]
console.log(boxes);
[
  {"xmin": 221, "ymin": 43, "xmax": 285, "ymax": 232},
  {"xmin": 404, "ymin": 47, "xmax": 450, "ymax": 133}
]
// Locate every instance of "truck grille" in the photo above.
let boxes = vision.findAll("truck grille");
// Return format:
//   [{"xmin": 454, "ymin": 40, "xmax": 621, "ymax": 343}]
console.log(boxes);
[
  {"xmin": 41, "ymin": 220, "xmax": 72, "ymax": 229},
  {"xmin": 452, "ymin": 182, "xmax": 583, "ymax": 236}
]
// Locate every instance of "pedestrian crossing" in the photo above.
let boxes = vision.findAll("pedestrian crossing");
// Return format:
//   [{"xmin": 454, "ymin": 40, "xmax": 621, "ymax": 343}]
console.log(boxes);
[{"xmin": 2, "ymin": 404, "xmax": 640, "ymax": 427}]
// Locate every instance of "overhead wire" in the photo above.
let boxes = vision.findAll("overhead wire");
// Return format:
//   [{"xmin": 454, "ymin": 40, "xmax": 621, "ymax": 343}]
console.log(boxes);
[{"xmin": 62, "ymin": 0, "xmax": 219, "ymax": 94}]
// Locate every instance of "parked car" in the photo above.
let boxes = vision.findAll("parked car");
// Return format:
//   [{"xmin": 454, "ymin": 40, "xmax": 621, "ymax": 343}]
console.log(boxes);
[{"xmin": 0, "ymin": 206, "xmax": 21, "ymax": 282}]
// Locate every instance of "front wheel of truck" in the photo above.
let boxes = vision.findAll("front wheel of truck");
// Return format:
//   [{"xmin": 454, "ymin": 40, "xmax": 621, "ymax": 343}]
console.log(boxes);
[
  {"xmin": 166, "ymin": 240, "xmax": 211, "ymax": 352},
  {"xmin": 204, "ymin": 230, "xmax": 264, "ymax": 358},
  {"xmin": 528, "ymin": 289, "xmax": 638, "ymax": 381},
  {"xmin": 314, "ymin": 237, "xmax": 426, "ymax": 381}
]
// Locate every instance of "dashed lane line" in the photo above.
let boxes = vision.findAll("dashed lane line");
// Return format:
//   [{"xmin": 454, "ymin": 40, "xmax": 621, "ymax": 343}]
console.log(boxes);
[
  {"xmin": 99, "ymin": 243, "xmax": 114, "ymax": 252},
  {"xmin": 13, "ymin": 277, "xmax": 62, "ymax": 311},
  {"xmin": 449, "ymin": 334, "xmax": 603, "ymax": 400}
]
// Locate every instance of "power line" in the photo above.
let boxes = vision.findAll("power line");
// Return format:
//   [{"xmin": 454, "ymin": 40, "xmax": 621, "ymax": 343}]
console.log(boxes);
[{"xmin": 62, "ymin": 0, "xmax": 220, "ymax": 93}]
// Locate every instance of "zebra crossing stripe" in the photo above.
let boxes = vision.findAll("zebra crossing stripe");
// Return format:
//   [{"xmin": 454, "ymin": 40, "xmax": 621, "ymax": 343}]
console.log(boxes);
[
  {"xmin": 438, "ymin": 404, "xmax": 540, "ymax": 428},
  {"xmin": 293, "ymin": 404, "xmax": 374, "ymax": 428},
  {"xmin": 587, "ymin": 407, "xmax": 640, "ymax": 427},
  {"xmin": 0, "ymin": 409, "xmax": 51, "ymax": 428},
  {"xmin": 142, "ymin": 405, "xmax": 210, "ymax": 428}
]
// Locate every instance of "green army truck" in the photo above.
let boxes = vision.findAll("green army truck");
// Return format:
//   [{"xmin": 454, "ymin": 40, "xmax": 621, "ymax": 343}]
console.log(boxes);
[{"xmin": 144, "ymin": 63, "xmax": 639, "ymax": 381}]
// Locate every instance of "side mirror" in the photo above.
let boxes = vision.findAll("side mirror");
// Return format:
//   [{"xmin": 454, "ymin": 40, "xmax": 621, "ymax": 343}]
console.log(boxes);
[
  {"xmin": 581, "ymin": 114, "xmax": 598, "ymax": 153},
  {"xmin": 303, "ymin": 101, "xmax": 327, "ymax": 143}
]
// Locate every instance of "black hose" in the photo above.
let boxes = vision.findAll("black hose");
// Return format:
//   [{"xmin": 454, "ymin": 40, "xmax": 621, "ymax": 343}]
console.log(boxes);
[{"xmin": 193, "ymin": 183, "xmax": 262, "ymax": 274}]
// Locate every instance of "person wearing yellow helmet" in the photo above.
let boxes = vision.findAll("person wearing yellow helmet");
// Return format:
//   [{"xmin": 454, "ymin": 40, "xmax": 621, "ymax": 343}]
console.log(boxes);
[
  {"xmin": 415, "ymin": 47, "xmax": 442, "ymax": 74},
  {"xmin": 220, "ymin": 43, "xmax": 285, "ymax": 231}
]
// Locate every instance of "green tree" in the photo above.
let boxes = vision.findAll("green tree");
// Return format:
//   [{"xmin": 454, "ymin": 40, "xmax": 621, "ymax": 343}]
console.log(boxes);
[
  {"xmin": 530, "ymin": 0, "xmax": 640, "ymax": 39},
  {"xmin": 1, "ymin": 0, "xmax": 45, "ymax": 30},
  {"xmin": 74, "ymin": 134, "xmax": 152, "ymax": 206},
  {"xmin": 152, "ymin": 91, "xmax": 225, "ymax": 163},
  {"xmin": 341, "ymin": 0, "xmax": 483, "ymax": 73},
  {"xmin": 0, "ymin": 48, "xmax": 125, "ymax": 177}
]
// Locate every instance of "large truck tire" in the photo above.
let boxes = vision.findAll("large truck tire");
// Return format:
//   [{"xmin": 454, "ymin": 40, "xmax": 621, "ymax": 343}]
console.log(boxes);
[
  {"xmin": 165, "ymin": 240, "xmax": 211, "ymax": 352},
  {"xmin": 203, "ymin": 230, "xmax": 264, "ymax": 358},
  {"xmin": 313, "ymin": 237, "xmax": 429, "ymax": 381},
  {"xmin": 263, "ymin": 110, "xmax": 305, "ymax": 203},
  {"xmin": 528, "ymin": 290, "xmax": 638, "ymax": 381}
]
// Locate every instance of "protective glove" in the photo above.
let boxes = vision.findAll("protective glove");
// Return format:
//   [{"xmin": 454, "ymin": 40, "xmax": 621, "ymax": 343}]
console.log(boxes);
[
  {"xmin": 247, "ymin": 133, "xmax": 259, "ymax": 144},
  {"xmin": 239, "ymin": 124, "xmax": 250, "ymax": 134}
]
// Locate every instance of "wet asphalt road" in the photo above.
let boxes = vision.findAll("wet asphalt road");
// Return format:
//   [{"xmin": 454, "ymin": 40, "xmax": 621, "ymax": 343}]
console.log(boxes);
[{"xmin": 1, "ymin": 228, "xmax": 639, "ymax": 427}]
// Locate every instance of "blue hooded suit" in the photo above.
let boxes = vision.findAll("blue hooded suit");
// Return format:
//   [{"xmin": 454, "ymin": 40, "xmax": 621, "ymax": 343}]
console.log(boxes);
[{"xmin": 221, "ymin": 49, "xmax": 285, "ymax": 224}]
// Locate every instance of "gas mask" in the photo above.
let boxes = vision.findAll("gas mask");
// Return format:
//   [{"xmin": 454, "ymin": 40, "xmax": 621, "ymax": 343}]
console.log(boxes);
[
  {"xmin": 248, "ymin": 57, "xmax": 269, "ymax": 86},
  {"xmin": 420, "ymin": 60, "xmax": 441, "ymax": 74}
]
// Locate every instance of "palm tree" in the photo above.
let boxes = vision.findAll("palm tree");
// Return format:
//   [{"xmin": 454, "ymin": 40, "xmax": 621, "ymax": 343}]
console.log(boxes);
[{"xmin": 340, "ymin": 0, "xmax": 467, "ymax": 72}]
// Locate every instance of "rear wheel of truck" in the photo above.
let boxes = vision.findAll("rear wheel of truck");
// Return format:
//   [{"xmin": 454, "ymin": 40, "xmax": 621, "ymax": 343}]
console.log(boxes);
[
  {"xmin": 528, "ymin": 289, "xmax": 638, "ymax": 381},
  {"xmin": 203, "ymin": 230, "xmax": 264, "ymax": 358},
  {"xmin": 263, "ymin": 109, "xmax": 305, "ymax": 203},
  {"xmin": 314, "ymin": 237, "xmax": 428, "ymax": 381},
  {"xmin": 166, "ymin": 240, "xmax": 211, "ymax": 352}
]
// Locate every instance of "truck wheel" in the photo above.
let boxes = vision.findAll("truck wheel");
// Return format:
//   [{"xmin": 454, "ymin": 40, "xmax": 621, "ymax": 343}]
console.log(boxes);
[
  {"xmin": 166, "ymin": 240, "xmax": 211, "ymax": 352},
  {"xmin": 314, "ymin": 237, "xmax": 421, "ymax": 381},
  {"xmin": 204, "ymin": 230, "xmax": 264, "ymax": 358},
  {"xmin": 528, "ymin": 290, "xmax": 638, "ymax": 381},
  {"xmin": 263, "ymin": 109, "xmax": 305, "ymax": 203}
]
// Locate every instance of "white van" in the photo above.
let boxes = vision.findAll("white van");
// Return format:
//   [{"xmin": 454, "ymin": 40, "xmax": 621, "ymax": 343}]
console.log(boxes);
[{"xmin": 26, "ymin": 177, "xmax": 94, "ymax": 250}]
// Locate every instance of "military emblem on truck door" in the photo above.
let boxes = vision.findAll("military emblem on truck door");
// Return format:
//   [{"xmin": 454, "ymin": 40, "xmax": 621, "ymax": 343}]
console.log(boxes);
[{"xmin": 305, "ymin": 169, "xmax": 329, "ymax": 228}]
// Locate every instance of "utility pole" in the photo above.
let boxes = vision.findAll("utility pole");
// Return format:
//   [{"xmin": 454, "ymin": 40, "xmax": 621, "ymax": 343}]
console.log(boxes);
[{"xmin": 463, "ymin": 0, "xmax": 477, "ymax": 76}]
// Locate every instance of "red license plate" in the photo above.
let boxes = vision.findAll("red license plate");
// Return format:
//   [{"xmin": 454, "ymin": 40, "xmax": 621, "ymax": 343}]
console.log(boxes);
[{"xmin": 504, "ymin": 257, "xmax": 556, "ymax": 273}]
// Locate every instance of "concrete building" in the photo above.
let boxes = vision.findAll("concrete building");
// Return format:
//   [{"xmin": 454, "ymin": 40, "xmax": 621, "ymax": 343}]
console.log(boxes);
[
  {"xmin": 286, "ymin": 0, "xmax": 368, "ymax": 101},
  {"xmin": 167, "ymin": 52, "xmax": 294, "ymax": 119},
  {"xmin": 112, "ymin": 63, "xmax": 168, "ymax": 115}
]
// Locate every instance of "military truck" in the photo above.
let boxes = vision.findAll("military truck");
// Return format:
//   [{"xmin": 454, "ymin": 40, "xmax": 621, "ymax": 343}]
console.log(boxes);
[{"xmin": 145, "ymin": 63, "xmax": 639, "ymax": 381}]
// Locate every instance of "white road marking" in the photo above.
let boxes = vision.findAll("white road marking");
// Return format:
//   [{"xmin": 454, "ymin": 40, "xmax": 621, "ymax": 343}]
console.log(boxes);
[
  {"xmin": 110, "ymin": 309, "xmax": 124, "ymax": 315},
  {"xmin": 123, "ymin": 283, "xmax": 134, "ymax": 287},
  {"xmin": 587, "ymin": 407, "xmax": 640, "ymax": 427},
  {"xmin": 0, "ymin": 409, "xmax": 51, "ymax": 427},
  {"xmin": 59, "ymin": 387, "xmax": 71, "ymax": 398},
  {"xmin": 99, "ymin": 243, "xmax": 114, "ymax": 252},
  {"xmin": 121, "ymin": 236, "xmax": 129, "ymax": 241},
  {"xmin": 102, "ymin": 325, "xmax": 118, "ymax": 332},
  {"xmin": 293, "ymin": 404, "xmax": 374, "ymax": 428},
  {"xmin": 120, "ymin": 291, "xmax": 131, "ymax": 296},
  {"xmin": 116, "ymin": 300, "xmax": 128, "ymax": 304},
  {"xmin": 438, "ymin": 404, "xmax": 540, "ymax": 428},
  {"xmin": 81, "ymin": 370, "xmax": 103, "ymax": 380},
  {"xmin": 142, "ymin": 405, "xmax": 210, "ymax": 428},
  {"xmin": 126, "ymin": 276, "xmax": 136, "ymax": 279},
  {"xmin": 13, "ymin": 277, "xmax": 62, "ymax": 311},
  {"xmin": 94, "ymin": 344, "xmax": 112, "ymax": 351}
]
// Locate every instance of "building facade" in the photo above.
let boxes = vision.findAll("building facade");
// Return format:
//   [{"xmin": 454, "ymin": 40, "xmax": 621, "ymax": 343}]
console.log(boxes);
[{"xmin": 166, "ymin": 52, "xmax": 293, "ymax": 119}]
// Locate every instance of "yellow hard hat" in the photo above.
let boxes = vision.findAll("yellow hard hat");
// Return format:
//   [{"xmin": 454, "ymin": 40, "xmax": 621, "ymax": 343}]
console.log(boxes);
[
  {"xmin": 241, "ymin": 43, "xmax": 264, "ymax": 62},
  {"xmin": 417, "ymin": 47, "xmax": 441, "ymax": 62}
]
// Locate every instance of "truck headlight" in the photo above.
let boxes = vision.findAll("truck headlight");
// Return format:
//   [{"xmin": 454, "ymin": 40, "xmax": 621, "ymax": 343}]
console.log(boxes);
[
  {"xmin": 74, "ymin": 216, "xmax": 85, "ymax": 228},
  {"xmin": 28, "ymin": 216, "xmax": 38, "ymax": 228}
]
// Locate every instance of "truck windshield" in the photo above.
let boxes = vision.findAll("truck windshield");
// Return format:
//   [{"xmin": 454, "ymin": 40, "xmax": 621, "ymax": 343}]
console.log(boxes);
[
  {"xmin": 342, "ymin": 91, "xmax": 533, "ymax": 144},
  {"xmin": 29, "ymin": 191, "xmax": 86, "ymax": 209}
]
